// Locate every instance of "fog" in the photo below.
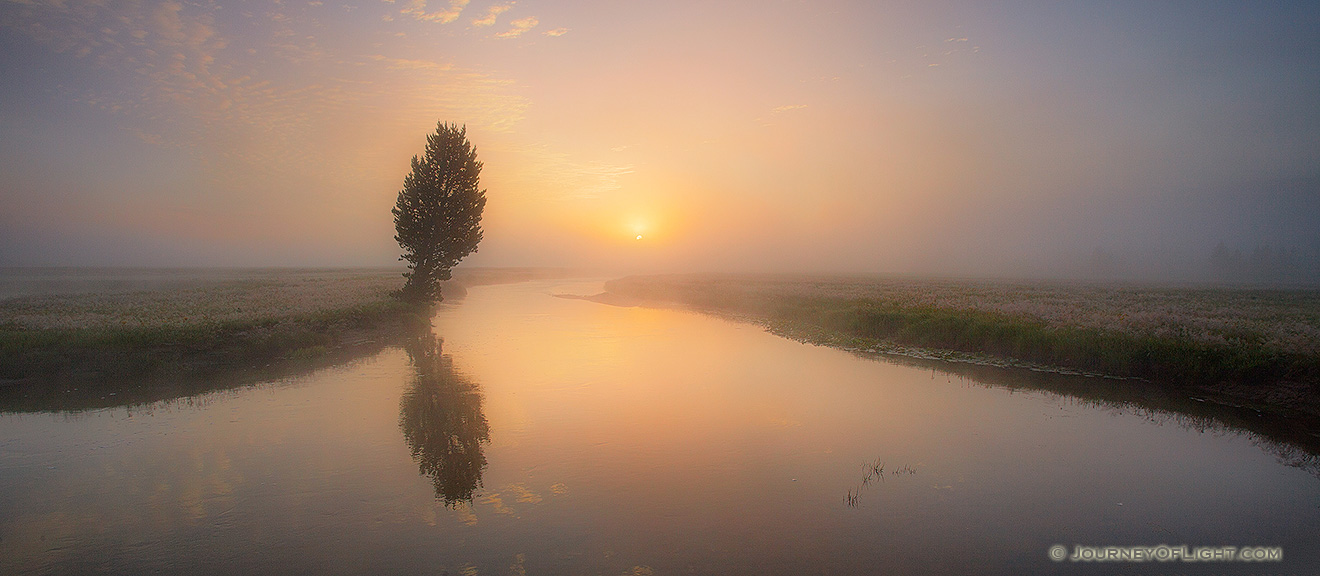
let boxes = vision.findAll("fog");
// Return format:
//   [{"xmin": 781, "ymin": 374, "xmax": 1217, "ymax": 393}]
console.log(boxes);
[{"xmin": 1, "ymin": 1, "xmax": 1318, "ymax": 284}]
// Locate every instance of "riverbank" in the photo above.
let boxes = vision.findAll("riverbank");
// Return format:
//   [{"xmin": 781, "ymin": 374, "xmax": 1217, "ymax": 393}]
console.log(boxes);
[
  {"xmin": 0, "ymin": 267, "xmax": 578, "ymax": 410},
  {"xmin": 600, "ymin": 274, "xmax": 1320, "ymax": 421}
]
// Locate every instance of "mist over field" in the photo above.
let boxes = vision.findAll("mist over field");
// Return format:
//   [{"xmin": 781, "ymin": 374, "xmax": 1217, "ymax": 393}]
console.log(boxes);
[
  {"xmin": 7, "ymin": 5, "xmax": 1320, "ymax": 573},
  {"xmin": 1, "ymin": 1, "xmax": 1318, "ymax": 283}
]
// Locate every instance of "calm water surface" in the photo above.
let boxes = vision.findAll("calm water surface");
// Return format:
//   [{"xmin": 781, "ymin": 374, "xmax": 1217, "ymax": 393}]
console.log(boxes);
[{"xmin": 2, "ymin": 280, "xmax": 1318, "ymax": 575}]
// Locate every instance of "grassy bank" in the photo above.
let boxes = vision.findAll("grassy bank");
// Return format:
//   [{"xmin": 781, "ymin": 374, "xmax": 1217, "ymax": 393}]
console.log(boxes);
[
  {"xmin": 1, "ymin": 298, "xmax": 428, "ymax": 380},
  {"xmin": 0, "ymin": 300, "xmax": 430, "ymax": 412},
  {"xmin": 602, "ymin": 274, "xmax": 1320, "ymax": 419},
  {"xmin": 0, "ymin": 269, "xmax": 429, "ymax": 409},
  {"xmin": 0, "ymin": 267, "xmax": 579, "ymax": 410}
]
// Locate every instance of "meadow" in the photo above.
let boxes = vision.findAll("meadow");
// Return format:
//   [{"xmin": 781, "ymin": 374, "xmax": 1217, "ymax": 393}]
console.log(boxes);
[
  {"xmin": 602, "ymin": 274, "xmax": 1320, "ymax": 420},
  {"xmin": 0, "ymin": 267, "xmax": 576, "ymax": 410}
]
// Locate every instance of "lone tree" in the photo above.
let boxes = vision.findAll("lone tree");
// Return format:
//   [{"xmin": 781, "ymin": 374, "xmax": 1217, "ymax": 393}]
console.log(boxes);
[{"xmin": 393, "ymin": 122, "xmax": 487, "ymax": 303}]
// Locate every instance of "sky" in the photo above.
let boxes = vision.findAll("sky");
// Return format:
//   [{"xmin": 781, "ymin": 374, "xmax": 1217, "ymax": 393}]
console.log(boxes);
[{"xmin": 1, "ymin": 0, "xmax": 1318, "ymax": 281}]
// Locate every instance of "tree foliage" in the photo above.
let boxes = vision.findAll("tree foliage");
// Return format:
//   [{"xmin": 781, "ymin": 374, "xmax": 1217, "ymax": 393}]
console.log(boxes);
[{"xmin": 393, "ymin": 122, "xmax": 487, "ymax": 303}]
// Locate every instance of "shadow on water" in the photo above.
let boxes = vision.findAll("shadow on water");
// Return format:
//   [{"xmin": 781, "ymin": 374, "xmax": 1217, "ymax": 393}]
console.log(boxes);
[
  {"xmin": 399, "ymin": 328, "xmax": 490, "ymax": 507},
  {"xmin": 862, "ymin": 350, "xmax": 1320, "ymax": 479}
]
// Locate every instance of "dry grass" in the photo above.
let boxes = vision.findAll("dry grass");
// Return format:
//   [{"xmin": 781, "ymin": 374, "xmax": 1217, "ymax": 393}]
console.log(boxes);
[
  {"xmin": 0, "ymin": 266, "xmax": 582, "ymax": 333},
  {"xmin": 603, "ymin": 273, "xmax": 1320, "ymax": 418},
  {"xmin": 0, "ymin": 269, "xmax": 401, "ymax": 331},
  {"xmin": 617, "ymin": 274, "xmax": 1320, "ymax": 357},
  {"xmin": 0, "ymin": 268, "xmax": 434, "ymax": 391},
  {"xmin": 0, "ymin": 267, "xmax": 586, "ymax": 394}
]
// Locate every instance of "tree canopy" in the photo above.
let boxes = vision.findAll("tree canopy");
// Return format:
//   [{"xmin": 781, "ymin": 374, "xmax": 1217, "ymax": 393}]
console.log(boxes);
[{"xmin": 393, "ymin": 122, "xmax": 487, "ymax": 303}]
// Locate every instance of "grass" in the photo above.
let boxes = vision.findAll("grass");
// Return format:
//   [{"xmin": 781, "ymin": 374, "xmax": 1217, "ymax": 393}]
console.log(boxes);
[
  {"xmin": 0, "ymin": 298, "xmax": 427, "ymax": 381},
  {"xmin": 0, "ymin": 267, "xmax": 584, "ymax": 411},
  {"xmin": 784, "ymin": 298, "xmax": 1314, "ymax": 385},
  {"xmin": 602, "ymin": 274, "xmax": 1320, "ymax": 419},
  {"xmin": 0, "ymin": 268, "xmax": 470, "ymax": 410}
]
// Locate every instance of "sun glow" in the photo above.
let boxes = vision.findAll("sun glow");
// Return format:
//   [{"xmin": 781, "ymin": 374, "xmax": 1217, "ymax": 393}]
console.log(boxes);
[{"xmin": 627, "ymin": 216, "xmax": 651, "ymax": 243}]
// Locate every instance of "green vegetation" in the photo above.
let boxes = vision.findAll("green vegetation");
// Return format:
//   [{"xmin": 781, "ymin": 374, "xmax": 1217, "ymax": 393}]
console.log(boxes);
[
  {"xmin": 0, "ymin": 267, "xmax": 581, "ymax": 411},
  {"xmin": 0, "ymin": 298, "xmax": 428, "ymax": 383},
  {"xmin": 0, "ymin": 269, "xmax": 424, "ymax": 383},
  {"xmin": 0, "ymin": 269, "xmax": 415, "ymax": 411},
  {"xmin": 603, "ymin": 274, "xmax": 1320, "ymax": 419},
  {"xmin": 393, "ymin": 122, "xmax": 487, "ymax": 303},
  {"xmin": 778, "ymin": 298, "xmax": 1318, "ymax": 386}
]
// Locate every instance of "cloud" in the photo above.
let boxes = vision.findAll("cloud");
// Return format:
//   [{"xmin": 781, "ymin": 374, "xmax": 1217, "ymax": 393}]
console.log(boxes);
[
  {"xmin": 150, "ymin": 2, "xmax": 187, "ymax": 43},
  {"xmin": 499, "ymin": 144, "xmax": 634, "ymax": 200},
  {"xmin": 495, "ymin": 16, "xmax": 537, "ymax": 38},
  {"xmin": 401, "ymin": 0, "xmax": 469, "ymax": 24},
  {"xmin": 369, "ymin": 54, "xmax": 454, "ymax": 71},
  {"xmin": 544, "ymin": 27, "xmax": 567, "ymax": 37},
  {"xmin": 772, "ymin": 104, "xmax": 807, "ymax": 114},
  {"xmin": 472, "ymin": 3, "xmax": 511, "ymax": 27},
  {"xmin": 0, "ymin": 0, "xmax": 529, "ymax": 169}
]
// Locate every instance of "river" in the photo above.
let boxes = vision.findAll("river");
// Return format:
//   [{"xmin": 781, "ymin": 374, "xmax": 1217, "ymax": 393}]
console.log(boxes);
[{"xmin": 2, "ymin": 280, "xmax": 1317, "ymax": 574}]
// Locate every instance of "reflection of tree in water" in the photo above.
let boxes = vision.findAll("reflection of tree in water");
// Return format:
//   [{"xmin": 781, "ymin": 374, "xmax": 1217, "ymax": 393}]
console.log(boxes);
[{"xmin": 400, "ymin": 330, "xmax": 490, "ymax": 507}]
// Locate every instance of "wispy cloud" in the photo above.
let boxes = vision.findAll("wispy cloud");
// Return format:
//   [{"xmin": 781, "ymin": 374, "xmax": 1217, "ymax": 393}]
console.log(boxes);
[
  {"xmin": 772, "ymin": 104, "xmax": 807, "ymax": 114},
  {"xmin": 497, "ymin": 144, "xmax": 634, "ymax": 201},
  {"xmin": 0, "ymin": 0, "xmax": 529, "ymax": 175},
  {"xmin": 574, "ymin": 162, "xmax": 635, "ymax": 198},
  {"xmin": 400, "ymin": 0, "xmax": 469, "ymax": 24},
  {"xmin": 495, "ymin": 16, "xmax": 537, "ymax": 38},
  {"xmin": 369, "ymin": 54, "xmax": 454, "ymax": 71},
  {"xmin": 472, "ymin": 3, "xmax": 511, "ymax": 27},
  {"xmin": 544, "ymin": 27, "xmax": 568, "ymax": 37}
]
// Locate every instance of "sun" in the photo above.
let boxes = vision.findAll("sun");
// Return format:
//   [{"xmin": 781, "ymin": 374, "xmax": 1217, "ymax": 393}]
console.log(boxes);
[{"xmin": 626, "ymin": 214, "xmax": 652, "ymax": 242}]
